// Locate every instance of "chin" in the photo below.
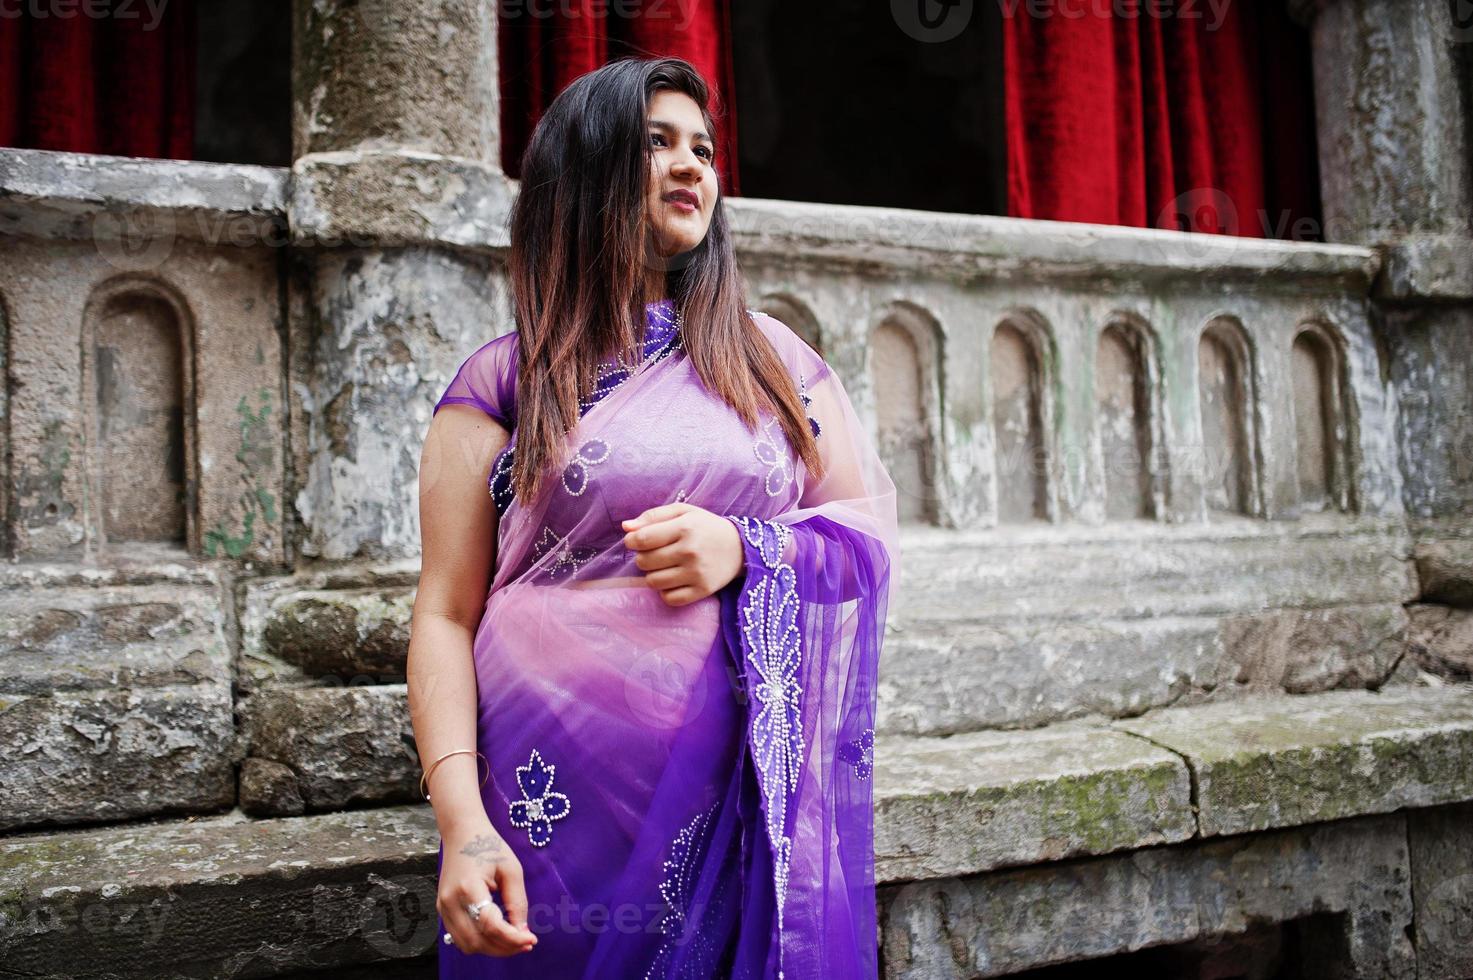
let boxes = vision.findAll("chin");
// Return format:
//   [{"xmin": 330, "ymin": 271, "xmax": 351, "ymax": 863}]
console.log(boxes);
[{"xmin": 655, "ymin": 231, "xmax": 706, "ymax": 257}]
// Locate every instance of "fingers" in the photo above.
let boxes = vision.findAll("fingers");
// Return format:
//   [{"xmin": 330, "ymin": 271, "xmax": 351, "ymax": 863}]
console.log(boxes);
[
  {"xmin": 641, "ymin": 565, "xmax": 691, "ymax": 590},
  {"xmin": 472, "ymin": 893, "xmax": 536, "ymax": 955},
  {"xmin": 441, "ymin": 875, "xmax": 534, "ymax": 958},
  {"xmin": 443, "ymin": 884, "xmax": 500, "ymax": 957},
  {"xmin": 631, "ymin": 540, "xmax": 693, "ymax": 572},
  {"xmin": 496, "ymin": 861, "xmax": 536, "ymax": 944},
  {"xmin": 657, "ymin": 585, "xmax": 700, "ymax": 607},
  {"xmin": 622, "ymin": 502, "xmax": 691, "ymax": 534},
  {"xmin": 624, "ymin": 516, "xmax": 686, "ymax": 553}
]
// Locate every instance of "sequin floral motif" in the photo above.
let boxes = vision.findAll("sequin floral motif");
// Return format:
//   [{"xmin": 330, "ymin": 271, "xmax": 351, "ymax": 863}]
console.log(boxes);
[
  {"xmin": 798, "ymin": 372, "xmax": 822, "ymax": 439},
  {"xmin": 562, "ymin": 437, "xmax": 612, "ymax": 496},
  {"xmin": 507, "ymin": 748, "xmax": 571, "ymax": 847},
  {"xmin": 531, "ymin": 526, "xmax": 597, "ymax": 580},
  {"xmin": 578, "ymin": 304, "xmax": 684, "ymax": 415},
  {"xmin": 837, "ymin": 727, "xmax": 875, "ymax": 780},
  {"xmin": 644, "ymin": 801, "xmax": 723, "ymax": 979},
  {"xmin": 724, "ymin": 514, "xmax": 801, "ymax": 953},
  {"xmin": 489, "ymin": 442, "xmax": 516, "ymax": 515},
  {"xmin": 752, "ymin": 415, "xmax": 794, "ymax": 497}
]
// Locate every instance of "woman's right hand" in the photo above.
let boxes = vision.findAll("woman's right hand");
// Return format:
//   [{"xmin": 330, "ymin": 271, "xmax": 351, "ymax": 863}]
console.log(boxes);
[{"xmin": 438, "ymin": 816, "xmax": 538, "ymax": 957}]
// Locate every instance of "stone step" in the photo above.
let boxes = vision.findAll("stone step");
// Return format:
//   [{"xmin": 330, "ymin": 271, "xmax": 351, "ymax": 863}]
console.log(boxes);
[
  {"xmin": 0, "ymin": 805, "xmax": 441, "ymax": 979},
  {"xmin": 0, "ymin": 568, "xmax": 239, "ymax": 833},
  {"xmin": 230, "ymin": 518, "xmax": 1416, "ymax": 698},
  {"xmin": 228, "ymin": 600, "xmax": 1421, "ymax": 820},
  {"xmin": 4, "ymin": 685, "xmax": 1469, "ymax": 979},
  {"xmin": 876, "ymin": 683, "xmax": 1473, "ymax": 883},
  {"xmin": 880, "ymin": 601, "xmax": 1411, "ymax": 735},
  {"xmin": 1113, "ymin": 684, "xmax": 1473, "ymax": 838},
  {"xmin": 895, "ymin": 514, "xmax": 1414, "ymax": 625}
]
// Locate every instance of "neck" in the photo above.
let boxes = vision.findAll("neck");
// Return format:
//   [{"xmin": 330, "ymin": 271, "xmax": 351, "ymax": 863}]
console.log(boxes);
[{"xmin": 641, "ymin": 270, "xmax": 670, "ymax": 307}]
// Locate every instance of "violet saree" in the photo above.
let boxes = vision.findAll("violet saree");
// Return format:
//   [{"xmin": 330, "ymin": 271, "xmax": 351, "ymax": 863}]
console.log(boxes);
[{"xmin": 430, "ymin": 298, "xmax": 899, "ymax": 978}]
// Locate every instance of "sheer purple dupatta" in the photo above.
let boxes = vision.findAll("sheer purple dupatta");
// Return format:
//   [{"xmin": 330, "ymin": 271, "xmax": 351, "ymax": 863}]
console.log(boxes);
[{"xmin": 719, "ymin": 349, "xmax": 899, "ymax": 977}]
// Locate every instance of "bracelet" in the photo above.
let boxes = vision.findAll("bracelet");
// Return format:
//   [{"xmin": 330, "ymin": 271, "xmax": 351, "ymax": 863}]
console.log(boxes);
[{"xmin": 420, "ymin": 748, "xmax": 490, "ymax": 801}]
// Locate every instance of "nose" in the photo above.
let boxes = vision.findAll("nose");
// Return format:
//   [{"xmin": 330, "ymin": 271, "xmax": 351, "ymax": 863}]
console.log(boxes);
[{"xmin": 669, "ymin": 143, "xmax": 703, "ymax": 178}]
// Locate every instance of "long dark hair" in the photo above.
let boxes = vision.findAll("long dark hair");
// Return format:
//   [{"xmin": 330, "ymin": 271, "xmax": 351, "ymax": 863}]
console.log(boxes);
[{"xmin": 505, "ymin": 55, "xmax": 823, "ymax": 504}]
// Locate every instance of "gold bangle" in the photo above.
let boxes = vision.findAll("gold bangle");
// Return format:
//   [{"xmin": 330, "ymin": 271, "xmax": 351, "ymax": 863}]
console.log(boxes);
[{"xmin": 420, "ymin": 748, "xmax": 489, "ymax": 801}]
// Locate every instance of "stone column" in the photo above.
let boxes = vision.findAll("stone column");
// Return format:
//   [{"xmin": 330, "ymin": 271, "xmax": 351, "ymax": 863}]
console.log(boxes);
[
  {"xmin": 289, "ymin": 0, "xmax": 516, "ymax": 561},
  {"xmin": 1300, "ymin": 0, "xmax": 1472, "ymax": 274},
  {"xmin": 1295, "ymin": 0, "xmax": 1473, "ymax": 687},
  {"xmin": 1298, "ymin": 0, "xmax": 1473, "ymax": 516}
]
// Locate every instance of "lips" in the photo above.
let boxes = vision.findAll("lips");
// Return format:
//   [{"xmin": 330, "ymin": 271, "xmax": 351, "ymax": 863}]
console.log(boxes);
[{"xmin": 665, "ymin": 190, "xmax": 699, "ymax": 208}]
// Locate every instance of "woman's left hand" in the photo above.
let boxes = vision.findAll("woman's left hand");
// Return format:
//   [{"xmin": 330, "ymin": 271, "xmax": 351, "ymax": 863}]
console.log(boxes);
[{"xmin": 622, "ymin": 503, "xmax": 744, "ymax": 606}]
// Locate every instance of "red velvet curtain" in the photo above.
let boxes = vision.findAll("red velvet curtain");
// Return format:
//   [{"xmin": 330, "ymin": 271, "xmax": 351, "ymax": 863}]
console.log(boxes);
[
  {"xmin": 0, "ymin": 1, "xmax": 195, "ymax": 159},
  {"xmin": 499, "ymin": 0, "xmax": 740, "ymax": 195},
  {"xmin": 1004, "ymin": 1, "xmax": 1320, "ymax": 240}
]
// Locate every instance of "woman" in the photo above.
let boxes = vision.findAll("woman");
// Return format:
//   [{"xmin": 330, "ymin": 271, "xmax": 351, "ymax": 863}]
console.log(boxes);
[{"xmin": 408, "ymin": 55, "xmax": 898, "ymax": 979}]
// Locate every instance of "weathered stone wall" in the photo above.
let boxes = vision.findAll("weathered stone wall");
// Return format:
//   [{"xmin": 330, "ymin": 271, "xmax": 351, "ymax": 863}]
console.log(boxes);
[
  {"xmin": 1, "ymin": 0, "xmax": 1471, "ymax": 976},
  {"xmin": 0, "ymin": 155, "xmax": 288, "ymax": 564}
]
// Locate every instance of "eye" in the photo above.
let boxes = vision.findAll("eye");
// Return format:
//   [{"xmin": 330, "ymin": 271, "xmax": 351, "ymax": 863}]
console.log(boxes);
[{"xmin": 650, "ymin": 132, "xmax": 715, "ymax": 162}]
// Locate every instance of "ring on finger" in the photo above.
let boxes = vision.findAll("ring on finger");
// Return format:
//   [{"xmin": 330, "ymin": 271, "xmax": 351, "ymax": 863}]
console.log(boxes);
[{"xmin": 466, "ymin": 898, "xmax": 494, "ymax": 921}]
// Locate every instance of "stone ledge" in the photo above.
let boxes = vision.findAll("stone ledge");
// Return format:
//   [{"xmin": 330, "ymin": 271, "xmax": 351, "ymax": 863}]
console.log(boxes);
[
  {"xmin": 1414, "ymin": 538, "xmax": 1473, "ymax": 607},
  {"xmin": 725, "ymin": 195, "xmax": 1380, "ymax": 289},
  {"xmin": 288, "ymin": 150, "xmax": 517, "ymax": 252},
  {"xmin": 1376, "ymin": 233, "xmax": 1473, "ymax": 301},
  {"xmin": 874, "ymin": 724, "xmax": 1194, "ymax": 882},
  {"xmin": 0, "ymin": 147, "xmax": 286, "ymax": 245},
  {"xmin": 240, "ymin": 685, "xmax": 419, "ymax": 815},
  {"xmin": 238, "ymin": 560, "xmax": 422, "ymax": 695},
  {"xmin": 0, "ymin": 550, "xmax": 229, "ymax": 591},
  {"xmin": 1, "ymin": 147, "xmax": 1380, "ymax": 291},
  {"xmin": 1113, "ymin": 685, "xmax": 1473, "ymax": 838},
  {"xmin": 0, "ymin": 805, "xmax": 441, "ymax": 979},
  {"xmin": 879, "ymin": 603, "xmax": 1409, "ymax": 736}
]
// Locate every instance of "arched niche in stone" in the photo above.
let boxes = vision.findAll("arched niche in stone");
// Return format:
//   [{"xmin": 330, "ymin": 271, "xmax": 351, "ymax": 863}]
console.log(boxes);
[
  {"xmin": 1094, "ymin": 315, "xmax": 1164, "ymax": 521},
  {"xmin": 81, "ymin": 278, "xmax": 196, "ymax": 554},
  {"xmin": 870, "ymin": 306, "xmax": 943, "ymax": 526},
  {"xmin": 1197, "ymin": 315, "xmax": 1262, "ymax": 517},
  {"xmin": 752, "ymin": 294, "xmax": 825, "ymax": 361},
  {"xmin": 1290, "ymin": 320, "xmax": 1356, "ymax": 514},
  {"xmin": 990, "ymin": 311, "xmax": 1055, "ymax": 524}
]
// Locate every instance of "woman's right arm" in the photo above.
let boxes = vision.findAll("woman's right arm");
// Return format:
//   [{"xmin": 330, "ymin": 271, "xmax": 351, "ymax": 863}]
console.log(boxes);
[{"xmin": 409, "ymin": 404, "xmax": 536, "ymax": 957}]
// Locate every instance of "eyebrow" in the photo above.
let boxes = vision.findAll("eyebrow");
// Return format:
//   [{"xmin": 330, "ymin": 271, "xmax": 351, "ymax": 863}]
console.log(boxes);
[{"xmin": 648, "ymin": 119, "xmax": 714, "ymax": 145}]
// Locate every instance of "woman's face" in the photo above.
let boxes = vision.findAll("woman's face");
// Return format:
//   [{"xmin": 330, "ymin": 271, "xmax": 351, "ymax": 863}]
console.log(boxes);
[{"xmin": 644, "ymin": 89, "xmax": 718, "ymax": 259}]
